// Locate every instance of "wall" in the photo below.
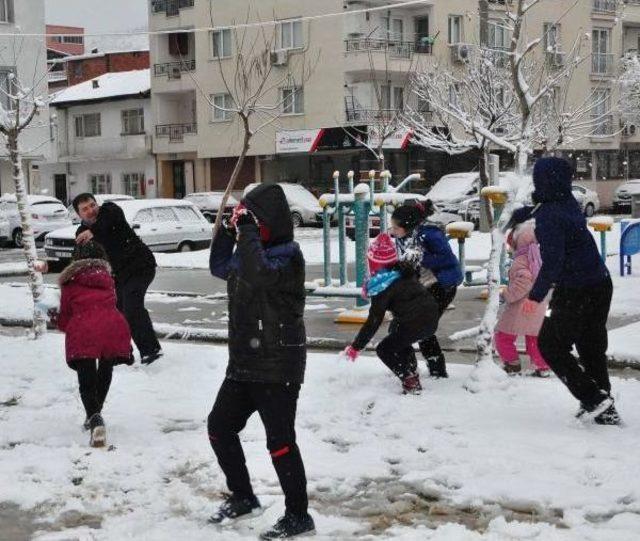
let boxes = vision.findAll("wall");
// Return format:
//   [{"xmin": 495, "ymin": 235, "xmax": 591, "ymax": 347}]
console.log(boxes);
[{"xmin": 67, "ymin": 51, "xmax": 150, "ymax": 87}]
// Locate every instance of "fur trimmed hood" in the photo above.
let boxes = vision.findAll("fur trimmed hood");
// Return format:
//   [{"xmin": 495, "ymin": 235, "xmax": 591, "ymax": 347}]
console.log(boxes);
[{"xmin": 59, "ymin": 258, "xmax": 112, "ymax": 286}]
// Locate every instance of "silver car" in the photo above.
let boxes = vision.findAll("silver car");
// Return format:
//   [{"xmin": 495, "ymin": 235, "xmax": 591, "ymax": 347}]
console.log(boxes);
[
  {"xmin": 571, "ymin": 184, "xmax": 600, "ymax": 217},
  {"xmin": 613, "ymin": 180, "xmax": 640, "ymax": 212}
]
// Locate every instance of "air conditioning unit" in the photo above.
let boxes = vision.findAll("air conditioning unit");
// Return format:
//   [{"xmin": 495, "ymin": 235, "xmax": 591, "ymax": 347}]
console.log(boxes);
[
  {"xmin": 623, "ymin": 124, "xmax": 637, "ymax": 137},
  {"xmin": 270, "ymin": 49, "xmax": 289, "ymax": 66},
  {"xmin": 169, "ymin": 65, "xmax": 182, "ymax": 79},
  {"xmin": 450, "ymin": 43, "xmax": 470, "ymax": 64},
  {"xmin": 546, "ymin": 51, "xmax": 565, "ymax": 68}
]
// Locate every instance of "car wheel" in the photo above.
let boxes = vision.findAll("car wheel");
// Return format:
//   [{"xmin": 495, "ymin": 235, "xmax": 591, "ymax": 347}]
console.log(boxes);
[
  {"xmin": 12, "ymin": 228, "xmax": 23, "ymax": 248},
  {"xmin": 584, "ymin": 203, "xmax": 595, "ymax": 218},
  {"xmin": 291, "ymin": 212, "xmax": 303, "ymax": 228},
  {"xmin": 178, "ymin": 242, "xmax": 194, "ymax": 253}
]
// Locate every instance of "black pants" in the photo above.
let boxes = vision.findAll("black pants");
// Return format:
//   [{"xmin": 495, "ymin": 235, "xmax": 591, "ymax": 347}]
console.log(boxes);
[
  {"xmin": 116, "ymin": 267, "xmax": 160, "ymax": 357},
  {"xmin": 207, "ymin": 379, "xmax": 308, "ymax": 516},
  {"xmin": 377, "ymin": 321, "xmax": 436, "ymax": 379},
  {"xmin": 538, "ymin": 277, "xmax": 613, "ymax": 407},
  {"xmin": 73, "ymin": 359, "xmax": 114, "ymax": 418},
  {"xmin": 419, "ymin": 284, "xmax": 457, "ymax": 362}
]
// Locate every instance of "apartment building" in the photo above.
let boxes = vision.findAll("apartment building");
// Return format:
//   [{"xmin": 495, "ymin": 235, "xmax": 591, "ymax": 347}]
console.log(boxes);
[
  {"xmin": 40, "ymin": 70, "xmax": 155, "ymax": 204},
  {"xmin": 47, "ymin": 25, "xmax": 85, "ymax": 90},
  {"xmin": 148, "ymin": 0, "xmax": 640, "ymax": 206},
  {"xmin": 0, "ymin": 0, "xmax": 49, "ymax": 195}
]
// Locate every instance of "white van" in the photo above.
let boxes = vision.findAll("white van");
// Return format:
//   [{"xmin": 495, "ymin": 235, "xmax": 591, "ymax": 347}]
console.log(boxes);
[
  {"xmin": 45, "ymin": 199, "xmax": 212, "ymax": 267},
  {"xmin": 0, "ymin": 194, "xmax": 72, "ymax": 247}
]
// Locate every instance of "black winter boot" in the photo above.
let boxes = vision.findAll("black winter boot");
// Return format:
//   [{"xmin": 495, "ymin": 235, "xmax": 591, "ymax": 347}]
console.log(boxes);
[
  {"xmin": 594, "ymin": 404, "xmax": 622, "ymax": 426},
  {"xmin": 88, "ymin": 413, "xmax": 106, "ymax": 448},
  {"xmin": 208, "ymin": 494, "xmax": 261, "ymax": 524},
  {"xmin": 426, "ymin": 355, "xmax": 448, "ymax": 378},
  {"xmin": 260, "ymin": 511, "xmax": 315, "ymax": 539}
]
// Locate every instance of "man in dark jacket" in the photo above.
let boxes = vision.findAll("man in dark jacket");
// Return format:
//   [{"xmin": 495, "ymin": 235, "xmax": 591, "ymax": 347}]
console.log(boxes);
[
  {"xmin": 73, "ymin": 194, "xmax": 162, "ymax": 365},
  {"xmin": 207, "ymin": 184, "xmax": 314, "ymax": 539},
  {"xmin": 513, "ymin": 157, "xmax": 619, "ymax": 425}
]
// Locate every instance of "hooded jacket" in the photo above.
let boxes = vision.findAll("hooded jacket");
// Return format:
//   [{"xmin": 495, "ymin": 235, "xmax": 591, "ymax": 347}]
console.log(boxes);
[
  {"xmin": 58, "ymin": 259, "xmax": 132, "ymax": 363},
  {"xmin": 209, "ymin": 184, "xmax": 306, "ymax": 385},
  {"xmin": 496, "ymin": 224, "xmax": 548, "ymax": 336},
  {"xmin": 520, "ymin": 158, "xmax": 609, "ymax": 302},
  {"xmin": 76, "ymin": 202, "xmax": 156, "ymax": 283}
]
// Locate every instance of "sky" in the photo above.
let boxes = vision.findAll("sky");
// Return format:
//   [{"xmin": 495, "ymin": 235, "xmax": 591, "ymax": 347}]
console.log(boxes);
[{"xmin": 44, "ymin": 0, "xmax": 149, "ymax": 50}]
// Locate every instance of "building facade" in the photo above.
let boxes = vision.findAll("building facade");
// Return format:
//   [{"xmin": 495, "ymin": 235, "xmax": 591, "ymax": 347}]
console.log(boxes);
[
  {"xmin": 148, "ymin": 0, "xmax": 640, "ymax": 207},
  {"xmin": 0, "ymin": 0, "xmax": 49, "ymax": 195},
  {"xmin": 39, "ymin": 70, "xmax": 156, "ymax": 204}
]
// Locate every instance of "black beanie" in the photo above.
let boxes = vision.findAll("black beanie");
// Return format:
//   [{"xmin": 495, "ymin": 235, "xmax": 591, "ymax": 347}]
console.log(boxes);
[{"xmin": 391, "ymin": 205, "xmax": 424, "ymax": 231}]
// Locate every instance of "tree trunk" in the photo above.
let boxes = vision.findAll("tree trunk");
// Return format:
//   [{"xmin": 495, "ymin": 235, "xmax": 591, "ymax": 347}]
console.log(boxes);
[
  {"xmin": 7, "ymin": 130, "xmax": 47, "ymax": 338},
  {"xmin": 211, "ymin": 116, "xmax": 252, "ymax": 240},
  {"xmin": 478, "ymin": 146, "xmax": 492, "ymax": 232}
]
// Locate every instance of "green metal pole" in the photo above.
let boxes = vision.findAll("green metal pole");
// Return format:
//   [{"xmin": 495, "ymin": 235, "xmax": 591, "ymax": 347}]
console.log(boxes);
[
  {"xmin": 322, "ymin": 205, "xmax": 332, "ymax": 286},
  {"xmin": 334, "ymin": 171, "xmax": 348, "ymax": 286},
  {"xmin": 347, "ymin": 170, "xmax": 355, "ymax": 194},
  {"xmin": 380, "ymin": 170, "xmax": 390, "ymax": 233},
  {"xmin": 354, "ymin": 186, "xmax": 370, "ymax": 307}
]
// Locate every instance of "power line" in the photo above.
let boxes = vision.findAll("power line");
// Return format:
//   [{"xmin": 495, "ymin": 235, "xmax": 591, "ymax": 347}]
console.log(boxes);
[{"xmin": 0, "ymin": 0, "xmax": 431, "ymax": 39}]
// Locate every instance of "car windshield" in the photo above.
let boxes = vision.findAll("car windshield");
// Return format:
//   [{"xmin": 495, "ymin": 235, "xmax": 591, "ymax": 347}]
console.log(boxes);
[{"xmin": 428, "ymin": 175, "xmax": 477, "ymax": 200}]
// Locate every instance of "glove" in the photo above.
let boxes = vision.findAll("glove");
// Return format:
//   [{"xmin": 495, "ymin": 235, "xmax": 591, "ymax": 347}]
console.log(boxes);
[
  {"xmin": 522, "ymin": 299, "xmax": 539, "ymax": 314},
  {"xmin": 236, "ymin": 211, "xmax": 257, "ymax": 227},
  {"xmin": 342, "ymin": 345, "xmax": 360, "ymax": 362}
]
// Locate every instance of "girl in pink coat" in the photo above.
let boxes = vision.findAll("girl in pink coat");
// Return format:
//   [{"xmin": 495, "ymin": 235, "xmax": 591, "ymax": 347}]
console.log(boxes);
[{"xmin": 495, "ymin": 222, "xmax": 551, "ymax": 377}]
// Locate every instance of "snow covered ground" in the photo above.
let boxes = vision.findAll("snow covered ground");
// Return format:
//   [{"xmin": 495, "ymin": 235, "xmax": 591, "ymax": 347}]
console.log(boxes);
[{"xmin": 1, "ymin": 334, "xmax": 640, "ymax": 540}]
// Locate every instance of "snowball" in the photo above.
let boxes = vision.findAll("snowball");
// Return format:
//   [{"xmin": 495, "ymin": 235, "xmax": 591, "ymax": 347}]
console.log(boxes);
[
  {"xmin": 353, "ymin": 183, "xmax": 371, "ymax": 195},
  {"xmin": 446, "ymin": 221, "xmax": 475, "ymax": 234}
]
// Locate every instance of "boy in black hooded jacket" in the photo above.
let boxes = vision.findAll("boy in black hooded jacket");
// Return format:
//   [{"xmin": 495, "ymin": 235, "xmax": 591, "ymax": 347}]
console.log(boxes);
[{"xmin": 208, "ymin": 184, "xmax": 315, "ymax": 539}]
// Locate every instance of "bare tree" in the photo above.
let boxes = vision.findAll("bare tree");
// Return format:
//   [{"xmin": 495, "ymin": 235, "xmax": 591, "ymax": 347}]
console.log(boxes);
[
  {"xmin": 179, "ymin": 4, "xmax": 317, "ymax": 238},
  {"xmin": 405, "ymin": 0, "xmax": 613, "ymax": 388},
  {"xmin": 0, "ymin": 73, "xmax": 50, "ymax": 337}
]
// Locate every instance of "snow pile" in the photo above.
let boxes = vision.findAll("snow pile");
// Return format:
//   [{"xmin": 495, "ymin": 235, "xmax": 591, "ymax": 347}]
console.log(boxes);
[
  {"xmin": 608, "ymin": 322, "xmax": 640, "ymax": 366},
  {"xmin": 446, "ymin": 221, "xmax": 476, "ymax": 237},
  {"xmin": 589, "ymin": 216, "xmax": 615, "ymax": 230},
  {"xmin": 0, "ymin": 262, "xmax": 28, "ymax": 276},
  {"xmin": 2, "ymin": 335, "xmax": 640, "ymax": 539}
]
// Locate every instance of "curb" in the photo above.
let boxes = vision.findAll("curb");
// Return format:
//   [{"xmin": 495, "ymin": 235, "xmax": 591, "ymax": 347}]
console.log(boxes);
[{"xmin": 2, "ymin": 318, "xmax": 638, "ymax": 368}]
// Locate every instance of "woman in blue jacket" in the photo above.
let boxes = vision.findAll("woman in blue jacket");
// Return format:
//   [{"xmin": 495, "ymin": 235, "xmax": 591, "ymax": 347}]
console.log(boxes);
[{"xmin": 390, "ymin": 202, "xmax": 463, "ymax": 378}]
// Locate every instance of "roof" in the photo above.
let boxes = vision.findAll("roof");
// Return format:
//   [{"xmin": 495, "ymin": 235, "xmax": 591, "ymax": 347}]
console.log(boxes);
[
  {"xmin": 51, "ymin": 69, "xmax": 150, "ymax": 106},
  {"xmin": 55, "ymin": 48, "xmax": 149, "ymax": 63}
]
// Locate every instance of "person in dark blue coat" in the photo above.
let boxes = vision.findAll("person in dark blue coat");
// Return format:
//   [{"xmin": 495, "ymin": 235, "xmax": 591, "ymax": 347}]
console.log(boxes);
[
  {"xmin": 390, "ymin": 202, "xmax": 463, "ymax": 378},
  {"xmin": 513, "ymin": 157, "xmax": 619, "ymax": 425}
]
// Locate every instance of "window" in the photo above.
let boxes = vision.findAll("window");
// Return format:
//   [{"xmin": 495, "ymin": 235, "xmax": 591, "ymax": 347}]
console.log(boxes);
[
  {"xmin": 122, "ymin": 108, "xmax": 145, "ymax": 135},
  {"xmin": 212, "ymin": 28, "xmax": 232, "ymax": 58},
  {"xmin": 174, "ymin": 206, "xmax": 201, "ymax": 222},
  {"xmin": 134, "ymin": 209, "xmax": 154, "ymax": 223},
  {"xmin": 0, "ymin": 67, "xmax": 16, "ymax": 110},
  {"xmin": 72, "ymin": 62, "xmax": 83, "ymax": 78},
  {"xmin": 122, "ymin": 172, "xmax": 145, "ymax": 197},
  {"xmin": 543, "ymin": 23, "xmax": 561, "ymax": 52},
  {"xmin": 211, "ymin": 93, "xmax": 234, "ymax": 121},
  {"xmin": 488, "ymin": 22, "xmax": 509, "ymax": 50},
  {"xmin": 281, "ymin": 87, "xmax": 304, "ymax": 114},
  {"xmin": 154, "ymin": 207, "xmax": 178, "ymax": 222},
  {"xmin": 0, "ymin": 0, "xmax": 13, "ymax": 23},
  {"xmin": 169, "ymin": 32, "xmax": 189, "ymax": 56},
  {"xmin": 63, "ymin": 35, "xmax": 83, "ymax": 44},
  {"xmin": 380, "ymin": 85, "xmax": 404, "ymax": 109},
  {"xmin": 592, "ymin": 88, "xmax": 612, "ymax": 135},
  {"xmin": 75, "ymin": 113, "xmax": 101, "ymax": 138},
  {"xmin": 278, "ymin": 19, "xmax": 303, "ymax": 50},
  {"xmin": 448, "ymin": 15, "xmax": 463, "ymax": 44},
  {"xmin": 89, "ymin": 174, "xmax": 111, "ymax": 193},
  {"xmin": 382, "ymin": 17, "xmax": 404, "ymax": 41},
  {"xmin": 592, "ymin": 28, "xmax": 610, "ymax": 74}
]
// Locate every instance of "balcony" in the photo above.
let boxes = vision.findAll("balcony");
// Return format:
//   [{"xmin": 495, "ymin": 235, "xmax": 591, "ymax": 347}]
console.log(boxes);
[
  {"xmin": 151, "ymin": 0, "xmax": 194, "ymax": 17},
  {"xmin": 345, "ymin": 105, "xmax": 433, "ymax": 126},
  {"xmin": 345, "ymin": 37, "xmax": 433, "ymax": 59},
  {"xmin": 592, "ymin": 0, "xmax": 618, "ymax": 14},
  {"xmin": 58, "ymin": 134, "xmax": 151, "ymax": 162},
  {"xmin": 153, "ymin": 59, "xmax": 196, "ymax": 79},
  {"xmin": 591, "ymin": 53, "xmax": 615, "ymax": 76},
  {"xmin": 155, "ymin": 123, "xmax": 197, "ymax": 142}
]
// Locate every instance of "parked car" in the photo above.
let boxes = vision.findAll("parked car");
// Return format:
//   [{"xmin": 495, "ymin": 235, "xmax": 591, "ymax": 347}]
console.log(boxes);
[
  {"xmin": 613, "ymin": 180, "xmax": 640, "ymax": 213},
  {"xmin": 243, "ymin": 182, "xmax": 322, "ymax": 227},
  {"xmin": 185, "ymin": 192, "xmax": 239, "ymax": 223},
  {"xmin": 571, "ymin": 184, "xmax": 600, "ymax": 217},
  {"xmin": 0, "ymin": 209, "xmax": 9, "ymax": 246},
  {"xmin": 67, "ymin": 194, "xmax": 135, "ymax": 224},
  {"xmin": 426, "ymin": 172, "xmax": 480, "ymax": 214},
  {"xmin": 45, "ymin": 199, "xmax": 212, "ymax": 268},
  {"xmin": 0, "ymin": 194, "xmax": 72, "ymax": 248}
]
